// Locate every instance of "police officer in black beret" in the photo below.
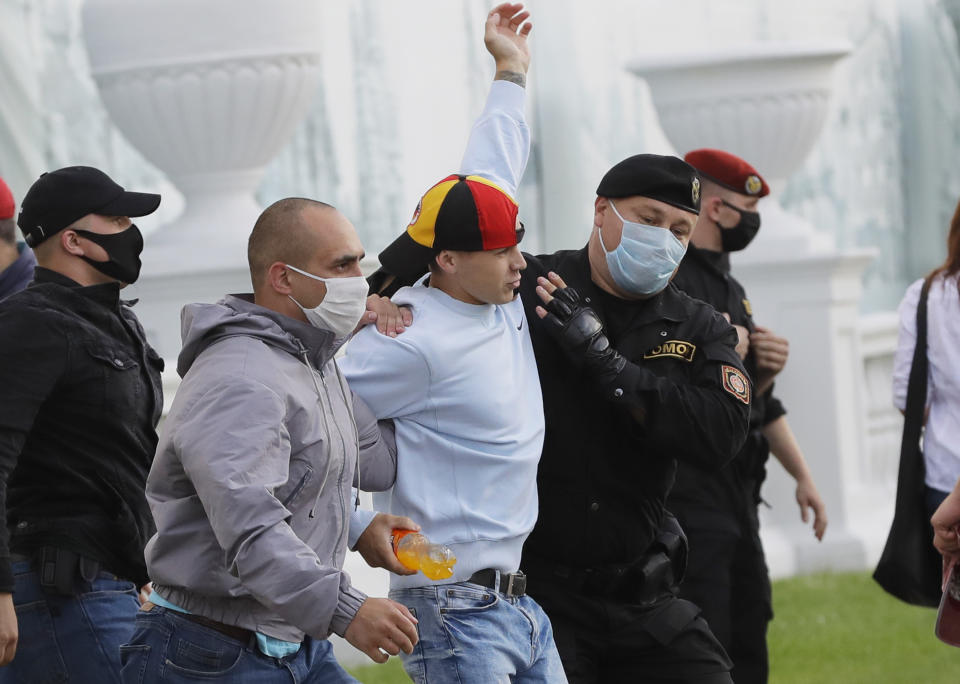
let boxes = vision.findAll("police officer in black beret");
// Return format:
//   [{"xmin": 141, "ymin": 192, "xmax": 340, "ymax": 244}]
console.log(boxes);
[
  {"xmin": 371, "ymin": 153, "xmax": 750, "ymax": 683},
  {"xmin": 521, "ymin": 155, "xmax": 749, "ymax": 683},
  {"xmin": 0, "ymin": 167, "xmax": 164, "ymax": 680}
]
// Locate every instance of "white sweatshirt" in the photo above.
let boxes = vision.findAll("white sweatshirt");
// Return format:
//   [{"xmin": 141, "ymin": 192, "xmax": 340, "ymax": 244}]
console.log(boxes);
[{"xmin": 340, "ymin": 283, "xmax": 543, "ymax": 590}]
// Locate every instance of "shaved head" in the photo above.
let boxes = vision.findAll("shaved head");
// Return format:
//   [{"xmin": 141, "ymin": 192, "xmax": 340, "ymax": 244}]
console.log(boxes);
[
  {"xmin": 248, "ymin": 198, "xmax": 338, "ymax": 291},
  {"xmin": 699, "ymin": 178, "xmax": 732, "ymax": 202}
]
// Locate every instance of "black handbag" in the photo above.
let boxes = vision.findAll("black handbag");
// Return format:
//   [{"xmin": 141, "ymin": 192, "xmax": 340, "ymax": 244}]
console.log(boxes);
[{"xmin": 873, "ymin": 277, "xmax": 942, "ymax": 607}]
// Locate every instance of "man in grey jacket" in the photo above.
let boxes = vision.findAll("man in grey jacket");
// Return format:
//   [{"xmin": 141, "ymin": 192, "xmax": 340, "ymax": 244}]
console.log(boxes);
[{"xmin": 120, "ymin": 199, "xmax": 419, "ymax": 682}]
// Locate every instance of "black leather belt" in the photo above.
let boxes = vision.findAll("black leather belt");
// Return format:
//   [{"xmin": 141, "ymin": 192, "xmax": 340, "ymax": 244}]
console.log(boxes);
[
  {"xmin": 10, "ymin": 547, "xmax": 116, "ymax": 595},
  {"xmin": 468, "ymin": 569, "xmax": 527, "ymax": 597},
  {"xmin": 145, "ymin": 603, "xmax": 253, "ymax": 644},
  {"xmin": 175, "ymin": 612, "xmax": 254, "ymax": 644}
]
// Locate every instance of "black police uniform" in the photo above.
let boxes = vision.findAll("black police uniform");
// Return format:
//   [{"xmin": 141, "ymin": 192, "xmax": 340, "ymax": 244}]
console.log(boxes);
[
  {"xmin": 519, "ymin": 247, "xmax": 751, "ymax": 684},
  {"xmin": 668, "ymin": 245, "xmax": 786, "ymax": 684},
  {"xmin": 0, "ymin": 267, "xmax": 164, "ymax": 593}
]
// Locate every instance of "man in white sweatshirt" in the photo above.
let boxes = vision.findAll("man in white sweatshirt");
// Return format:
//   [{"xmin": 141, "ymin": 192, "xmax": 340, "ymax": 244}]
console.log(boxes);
[{"xmin": 339, "ymin": 5, "xmax": 564, "ymax": 682}]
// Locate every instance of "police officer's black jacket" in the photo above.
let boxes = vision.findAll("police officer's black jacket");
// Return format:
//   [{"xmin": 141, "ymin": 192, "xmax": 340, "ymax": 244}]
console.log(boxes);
[
  {"xmin": 0, "ymin": 267, "xmax": 163, "ymax": 590},
  {"xmin": 669, "ymin": 245, "xmax": 786, "ymax": 517},
  {"xmin": 519, "ymin": 248, "xmax": 751, "ymax": 569}
]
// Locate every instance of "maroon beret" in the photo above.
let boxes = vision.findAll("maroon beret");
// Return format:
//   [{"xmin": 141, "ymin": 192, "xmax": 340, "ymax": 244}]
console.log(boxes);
[{"xmin": 684, "ymin": 148, "xmax": 769, "ymax": 198}]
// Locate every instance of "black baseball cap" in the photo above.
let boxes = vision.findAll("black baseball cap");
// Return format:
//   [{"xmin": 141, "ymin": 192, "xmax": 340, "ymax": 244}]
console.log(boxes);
[
  {"xmin": 596, "ymin": 154, "xmax": 701, "ymax": 215},
  {"xmin": 18, "ymin": 166, "xmax": 161, "ymax": 247}
]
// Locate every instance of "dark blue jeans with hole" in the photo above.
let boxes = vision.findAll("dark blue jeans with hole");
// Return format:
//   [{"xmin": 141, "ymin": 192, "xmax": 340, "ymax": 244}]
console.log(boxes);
[
  {"xmin": 0, "ymin": 559, "xmax": 140, "ymax": 684},
  {"xmin": 120, "ymin": 605, "xmax": 357, "ymax": 683}
]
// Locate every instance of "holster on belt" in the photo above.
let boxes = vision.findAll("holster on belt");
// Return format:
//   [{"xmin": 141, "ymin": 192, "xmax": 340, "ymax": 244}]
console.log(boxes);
[
  {"xmin": 625, "ymin": 512, "xmax": 687, "ymax": 605},
  {"xmin": 37, "ymin": 547, "xmax": 101, "ymax": 596},
  {"xmin": 653, "ymin": 512, "xmax": 687, "ymax": 587},
  {"xmin": 532, "ymin": 514, "xmax": 689, "ymax": 608}
]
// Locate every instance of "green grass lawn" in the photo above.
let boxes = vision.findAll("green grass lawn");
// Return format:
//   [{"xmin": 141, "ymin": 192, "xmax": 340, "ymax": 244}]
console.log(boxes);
[
  {"xmin": 769, "ymin": 572, "xmax": 960, "ymax": 683},
  {"xmin": 348, "ymin": 572, "xmax": 960, "ymax": 683},
  {"xmin": 348, "ymin": 658, "xmax": 409, "ymax": 684}
]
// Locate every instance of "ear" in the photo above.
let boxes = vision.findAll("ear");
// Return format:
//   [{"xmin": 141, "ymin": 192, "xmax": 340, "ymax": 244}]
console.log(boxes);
[
  {"xmin": 435, "ymin": 250, "xmax": 458, "ymax": 275},
  {"xmin": 266, "ymin": 261, "xmax": 295, "ymax": 295},
  {"xmin": 60, "ymin": 229, "xmax": 85, "ymax": 257},
  {"xmin": 704, "ymin": 196, "xmax": 726, "ymax": 222},
  {"xmin": 593, "ymin": 196, "xmax": 608, "ymax": 229}
]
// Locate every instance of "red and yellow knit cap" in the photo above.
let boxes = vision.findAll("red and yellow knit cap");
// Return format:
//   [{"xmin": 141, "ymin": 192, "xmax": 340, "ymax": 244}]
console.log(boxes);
[
  {"xmin": 379, "ymin": 174, "xmax": 523, "ymax": 283},
  {"xmin": 684, "ymin": 149, "xmax": 770, "ymax": 198}
]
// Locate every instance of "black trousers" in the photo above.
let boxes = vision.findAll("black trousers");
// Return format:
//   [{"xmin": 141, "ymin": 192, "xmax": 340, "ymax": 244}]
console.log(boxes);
[
  {"xmin": 672, "ymin": 503, "xmax": 772, "ymax": 684},
  {"xmin": 528, "ymin": 576, "xmax": 732, "ymax": 684}
]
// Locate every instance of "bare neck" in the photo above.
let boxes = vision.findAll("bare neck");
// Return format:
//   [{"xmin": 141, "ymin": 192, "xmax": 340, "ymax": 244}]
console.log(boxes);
[
  {"xmin": 690, "ymin": 216, "xmax": 722, "ymax": 252},
  {"xmin": 427, "ymin": 269, "xmax": 484, "ymax": 306},
  {"xmin": 37, "ymin": 253, "xmax": 117, "ymax": 287},
  {"xmin": 0, "ymin": 242, "xmax": 18, "ymax": 271},
  {"xmin": 253, "ymin": 289, "xmax": 310, "ymax": 323}
]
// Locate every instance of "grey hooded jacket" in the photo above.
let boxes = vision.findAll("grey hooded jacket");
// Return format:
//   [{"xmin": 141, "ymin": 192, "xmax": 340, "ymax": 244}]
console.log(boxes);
[{"xmin": 145, "ymin": 295, "xmax": 396, "ymax": 641}]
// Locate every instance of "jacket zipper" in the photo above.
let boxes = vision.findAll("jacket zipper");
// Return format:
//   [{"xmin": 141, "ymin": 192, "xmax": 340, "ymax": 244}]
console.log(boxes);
[
  {"xmin": 330, "ymin": 363, "xmax": 362, "ymax": 547},
  {"xmin": 317, "ymin": 366, "xmax": 349, "ymax": 557},
  {"xmin": 299, "ymin": 345, "xmax": 351, "ymax": 565}
]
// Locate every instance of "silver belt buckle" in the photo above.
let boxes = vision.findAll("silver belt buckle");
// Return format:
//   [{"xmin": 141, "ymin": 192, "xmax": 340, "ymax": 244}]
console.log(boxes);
[{"xmin": 504, "ymin": 571, "xmax": 527, "ymax": 597}]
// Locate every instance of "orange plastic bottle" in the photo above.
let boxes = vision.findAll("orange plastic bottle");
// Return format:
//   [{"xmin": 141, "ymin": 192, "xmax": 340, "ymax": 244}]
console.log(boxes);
[{"xmin": 392, "ymin": 530, "xmax": 456, "ymax": 580}]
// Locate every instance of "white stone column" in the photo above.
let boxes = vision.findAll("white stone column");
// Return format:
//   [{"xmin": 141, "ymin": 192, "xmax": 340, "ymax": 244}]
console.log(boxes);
[{"xmin": 733, "ymin": 250, "xmax": 875, "ymax": 576}]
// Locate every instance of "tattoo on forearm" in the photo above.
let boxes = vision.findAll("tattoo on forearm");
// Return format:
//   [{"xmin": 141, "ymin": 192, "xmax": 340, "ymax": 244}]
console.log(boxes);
[{"xmin": 495, "ymin": 70, "xmax": 526, "ymax": 87}]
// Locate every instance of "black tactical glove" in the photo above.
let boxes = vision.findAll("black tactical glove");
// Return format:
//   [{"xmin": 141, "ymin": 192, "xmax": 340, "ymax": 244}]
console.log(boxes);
[{"xmin": 541, "ymin": 285, "xmax": 627, "ymax": 380}]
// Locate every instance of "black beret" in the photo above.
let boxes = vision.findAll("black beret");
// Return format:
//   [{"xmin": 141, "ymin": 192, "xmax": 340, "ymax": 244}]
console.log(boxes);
[
  {"xmin": 18, "ymin": 166, "xmax": 160, "ymax": 247},
  {"xmin": 596, "ymin": 154, "xmax": 700, "ymax": 215}
]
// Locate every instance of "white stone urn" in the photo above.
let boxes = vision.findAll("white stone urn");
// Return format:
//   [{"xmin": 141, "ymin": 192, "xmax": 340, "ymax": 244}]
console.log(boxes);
[
  {"xmin": 628, "ymin": 43, "xmax": 850, "ymax": 259},
  {"xmin": 82, "ymin": 0, "xmax": 324, "ymax": 274}
]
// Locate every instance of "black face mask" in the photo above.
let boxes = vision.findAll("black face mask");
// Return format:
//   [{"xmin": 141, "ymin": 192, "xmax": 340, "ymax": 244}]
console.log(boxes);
[
  {"xmin": 718, "ymin": 200, "xmax": 761, "ymax": 252},
  {"xmin": 75, "ymin": 224, "xmax": 144, "ymax": 284}
]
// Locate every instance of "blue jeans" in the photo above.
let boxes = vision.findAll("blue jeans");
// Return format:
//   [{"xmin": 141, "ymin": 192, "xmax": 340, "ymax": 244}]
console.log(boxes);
[
  {"xmin": 0, "ymin": 560, "xmax": 141, "ymax": 684},
  {"xmin": 391, "ymin": 579, "xmax": 567, "ymax": 683},
  {"xmin": 120, "ymin": 605, "xmax": 357, "ymax": 683}
]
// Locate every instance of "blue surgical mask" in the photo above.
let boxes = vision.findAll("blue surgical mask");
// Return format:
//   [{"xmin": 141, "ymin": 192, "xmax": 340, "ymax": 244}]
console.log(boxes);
[{"xmin": 599, "ymin": 200, "xmax": 687, "ymax": 296}]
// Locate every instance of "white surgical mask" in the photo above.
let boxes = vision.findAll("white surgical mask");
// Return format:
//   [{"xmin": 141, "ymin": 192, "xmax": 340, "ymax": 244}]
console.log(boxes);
[
  {"xmin": 286, "ymin": 264, "xmax": 369, "ymax": 338},
  {"xmin": 600, "ymin": 200, "xmax": 687, "ymax": 296}
]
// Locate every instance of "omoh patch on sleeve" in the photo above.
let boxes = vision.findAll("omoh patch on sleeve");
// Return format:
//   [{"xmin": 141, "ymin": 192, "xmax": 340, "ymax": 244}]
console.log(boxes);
[
  {"xmin": 643, "ymin": 340, "xmax": 696, "ymax": 362},
  {"xmin": 721, "ymin": 365, "xmax": 750, "ymax": 405}
]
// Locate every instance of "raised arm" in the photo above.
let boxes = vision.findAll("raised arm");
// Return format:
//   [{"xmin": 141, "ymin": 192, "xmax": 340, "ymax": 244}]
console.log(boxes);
[
  {"xmin": 459, "ymin": 3, "xmax": 532, "ymax": 197},
  {"xmin": 370, "ymin": 4, "xmax": 534, "ymax": 297}
]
